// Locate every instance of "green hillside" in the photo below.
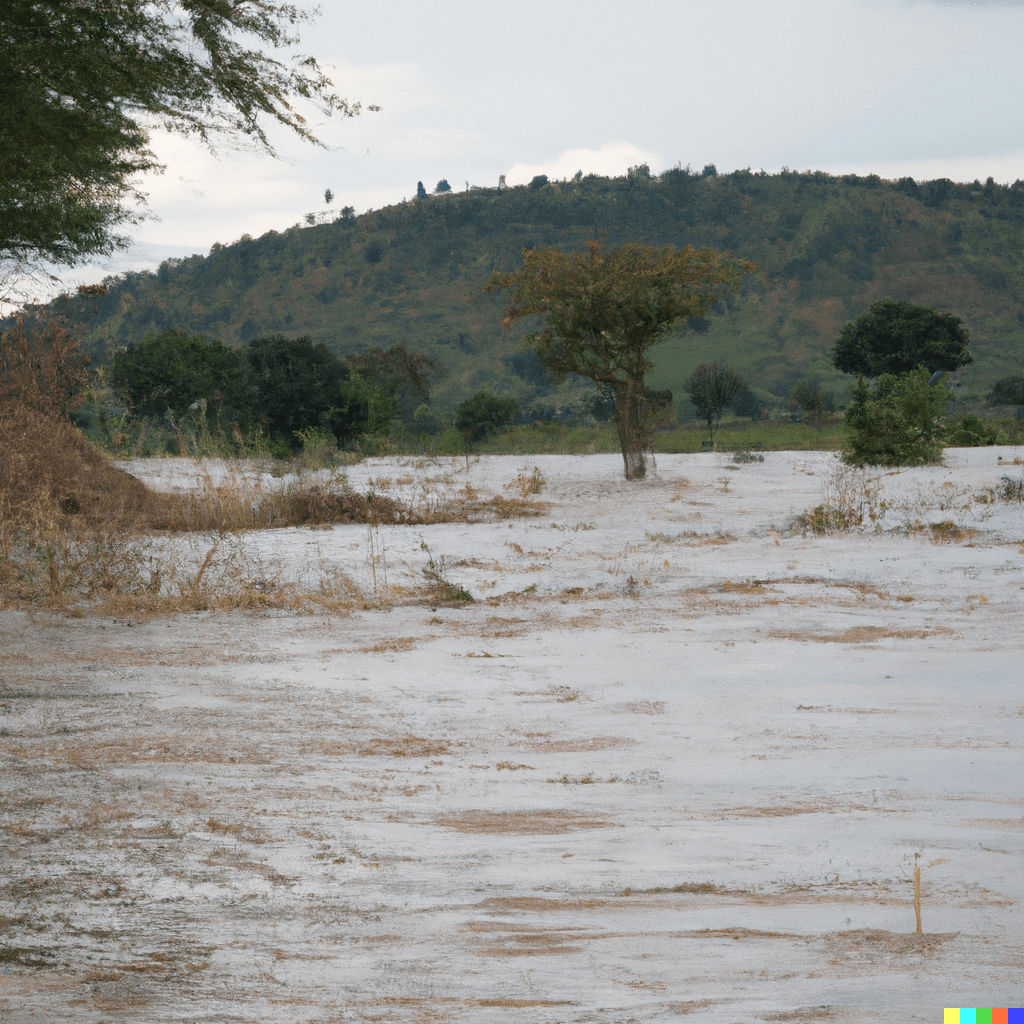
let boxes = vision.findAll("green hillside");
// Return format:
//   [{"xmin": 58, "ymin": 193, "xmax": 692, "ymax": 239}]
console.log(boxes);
[{"xmin": 51, "ymin": 166, "xmax": 1024, "ymax": 414}]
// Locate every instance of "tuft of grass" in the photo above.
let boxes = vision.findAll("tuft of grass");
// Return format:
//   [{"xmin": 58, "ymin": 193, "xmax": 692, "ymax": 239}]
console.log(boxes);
[{"xmin": 419, "ymin": 541, "xmax": 472, "ymax": 605}]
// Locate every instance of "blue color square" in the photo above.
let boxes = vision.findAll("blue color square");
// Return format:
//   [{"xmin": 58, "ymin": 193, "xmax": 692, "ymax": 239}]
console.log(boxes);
[{"xmin": 1007, "ymin": 1010, "xmax": 1024, "ymax": 1023}]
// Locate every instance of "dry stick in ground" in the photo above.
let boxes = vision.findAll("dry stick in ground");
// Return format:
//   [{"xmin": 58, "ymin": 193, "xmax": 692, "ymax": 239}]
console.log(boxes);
[{"xmin": 914, "ymin": 852, "xmax": 923, "ymax": 935}]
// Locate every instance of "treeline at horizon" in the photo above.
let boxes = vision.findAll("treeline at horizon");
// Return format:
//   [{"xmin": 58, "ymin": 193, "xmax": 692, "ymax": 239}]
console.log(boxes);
[{"xmin": 32, "ymin": 165, "xmax": 1024, "ymax": 419}]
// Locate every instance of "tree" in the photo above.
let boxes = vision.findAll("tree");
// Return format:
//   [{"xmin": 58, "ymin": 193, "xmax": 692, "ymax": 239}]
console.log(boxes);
[
  {"xmin": 789, "ymin": 377, "xmax": 836, "ymax": 428},
  {"xmin": 416, "ymin": 181, "xmax": 428, "ymax": 199},
  {"xmin": 435, "ymin": 179, "xmax": 452, "ymax": 194},
  {"xmin": 486, "ymin": 242, "xmax": 754, "ymax": 479},
  {"xmin": 347, "ymin": 343, "xmax": 446, "ymax": 428},
  {"xmin": 244, "ymin": 335, "xmax": 364, "ymax": 445},
  {"xmin": 455, "ymin": 392, "xmax": 518, "ymax": 446},
  {"xmin": 683, "ymin": 363, "xmax": 746, "ymax": 442},
  {"xmin": 110, "ymin": 330, "xmax": 245, "ymax": 420},
  {"xmin": 832, "ymin": 298, "xmax": 972, "ymax": 378},
  {"xmin": 1, "ymin": 1, "xmax": 366, "ymax": 282},
  {"xmin": 842, "ymin": 369, "xmax": 949, "ymax": 466},
  {"xmin": 988, "ymin": 375, "xmax": 1024, "ymax": 407}
]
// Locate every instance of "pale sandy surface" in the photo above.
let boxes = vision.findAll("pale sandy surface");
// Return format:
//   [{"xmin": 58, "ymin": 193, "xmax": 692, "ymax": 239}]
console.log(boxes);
[{"xmin": 1, "ymin": 450, "xmax": 1023, "ymax": 1022}]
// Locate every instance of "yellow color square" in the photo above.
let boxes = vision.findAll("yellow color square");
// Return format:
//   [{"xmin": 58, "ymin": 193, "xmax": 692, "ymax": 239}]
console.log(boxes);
[{"xmin": 945, "ymin": 1011, "xmax": 961, "ymax": 1024}]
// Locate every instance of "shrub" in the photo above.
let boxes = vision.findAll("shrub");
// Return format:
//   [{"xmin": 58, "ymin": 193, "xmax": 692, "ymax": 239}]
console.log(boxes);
[
  {"xmin": 842, "ymin": 369, "xmax": 948, "ymax": 466},
  {"xmin": 455, "ymin": 391, "xmax": 518, "ymax": 445},
  {"xmin": 945, "ymin": 413, "xmax": 1003, "ymax": 447},
  {"xmin": 0, "ymin": 312, "xmax": 90, "ymax": 418}
]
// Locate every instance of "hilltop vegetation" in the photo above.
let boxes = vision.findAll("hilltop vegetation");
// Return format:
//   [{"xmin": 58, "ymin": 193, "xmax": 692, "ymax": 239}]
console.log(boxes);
[{"xmin": 47, "ymin": 166, "xmax": 1024, "ymax": 416}]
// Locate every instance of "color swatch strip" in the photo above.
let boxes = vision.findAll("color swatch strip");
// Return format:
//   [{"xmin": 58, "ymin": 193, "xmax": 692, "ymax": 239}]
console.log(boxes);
[{"xmin": 944, "ymin": 1011, "xmax": 1024, "ymax": 1023}]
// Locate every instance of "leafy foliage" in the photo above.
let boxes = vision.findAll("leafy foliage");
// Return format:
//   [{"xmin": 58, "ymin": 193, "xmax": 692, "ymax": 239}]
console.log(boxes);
[
  {"xmin": 842, "ymin": 369, "xmax": 949, "ymax": 466},
  {"xmin": 245, "ymin": 335, "xmax": 363, "ymax": 446},
  {"xmin": 683, "ymin": 363, "xmax": 746, "ymax": 440},
  {"xmin": 487, "ymin": 242, "xmax": 753, "ymax": 478},
  {"xmin": 832, "ymin": 298, "xmax": 972, "ymax": 378},
  {"xmin": 455, "ymin": 391, "xmax": 518, "ymax": 445},
  {"xmin": 1, "ymin": 0, "xmax": 358, "ymax": 276},
  {"xmin": 988, "ymin": 375, "xmax": 1024, "ymax": 407},
  {"xmin": 944, "ymin": 413, "xmax": 1003, "ymax": 447},
  {"xmin": 111, "ymin": 330, "xmax": 246, "ymax": 420}
]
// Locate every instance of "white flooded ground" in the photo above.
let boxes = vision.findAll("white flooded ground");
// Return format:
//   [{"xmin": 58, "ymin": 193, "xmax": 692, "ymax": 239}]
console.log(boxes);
[{"xmin": 1, "ymin": 449, "xmax": 1023, "ymax": 1022}]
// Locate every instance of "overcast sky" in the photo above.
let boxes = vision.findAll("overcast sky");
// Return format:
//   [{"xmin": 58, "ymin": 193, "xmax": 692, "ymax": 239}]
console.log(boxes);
[{"xmin": 46, "ymin": 0, "xmax": 1024, "ymax": 294}]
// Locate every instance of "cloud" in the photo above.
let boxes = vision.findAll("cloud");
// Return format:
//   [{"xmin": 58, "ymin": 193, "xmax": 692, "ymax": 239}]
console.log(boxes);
[{"xmin": 504, "ymin": 143, "xmax": 663, "ymax": 187}]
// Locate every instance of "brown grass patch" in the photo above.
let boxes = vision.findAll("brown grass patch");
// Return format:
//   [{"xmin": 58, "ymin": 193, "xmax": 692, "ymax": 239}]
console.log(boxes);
[
  {"xmin": 435, "ymin": 810, "xmax": 612, "ymax": 834},
  {"xmin": 474, "ymin": 896, "xmax": 610, "ymax": 912},
  {"xmin": 821, "ymin": 928, "xmax": 957, "ymax": 957},
  {"xmin": 359, "ymin": 735, "xmax": 451, "ymax": 758},
  {"xmin": 477, "ymin": 999, "xmax": 575, "ymax": 1007},
  {"xmin": 358, "ymin": 637, "xmax": 418, "ymax": 654},
  {"xmin": 770, "ymin": 626, "xmax": 952, "ymax": 643},
  {"xmin": 620, "ymin": 701, "xmax": 666, "ymax": 715},
  {"xmin": 926, "ymin": 520, "xmax": 977, "ymax": 544},
  {"xmin": 514, "ymin": 735, "xmax": 632, "ymax": 752}
]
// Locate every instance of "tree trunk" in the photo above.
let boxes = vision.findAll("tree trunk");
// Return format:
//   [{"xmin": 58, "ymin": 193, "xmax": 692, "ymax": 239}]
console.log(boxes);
[{"xmin": 612, "ymin": 380, "xmax": 647, "ymax": 481}]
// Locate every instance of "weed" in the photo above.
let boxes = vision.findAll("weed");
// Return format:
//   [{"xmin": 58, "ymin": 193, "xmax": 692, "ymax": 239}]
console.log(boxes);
[
  {"xmin": 999, "ymin": 475, "xmax": 1024, "ymax": 502},
  {"xmin": 505, "ymin": 466, "xmax": 547, "ymax": 498},
  {"xmin": 927, "ymin": 520, "xmax": 976, "ymax": 544},
  {"xmin": 731, "ymin": 445, "xmax": 765, "ymax": 464},
  {"xmin": 798, "ymin": 460, "xmax": 885, "ymax": 533},
  {"xmin": 419, "ymin": 541, "xmax": 472, "ymax": 605}
]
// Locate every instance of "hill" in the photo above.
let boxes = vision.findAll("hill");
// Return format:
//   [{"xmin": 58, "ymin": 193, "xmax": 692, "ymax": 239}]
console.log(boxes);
[{"xmin": 47, "ymin": 166, "xmax": 1024, "ymax": 415}]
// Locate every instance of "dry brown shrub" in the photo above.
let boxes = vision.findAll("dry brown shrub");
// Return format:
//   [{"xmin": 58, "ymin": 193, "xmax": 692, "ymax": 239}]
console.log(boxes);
[{"xmin": 0, "ymin": 313, "xmax": 90, "ymax": 419}]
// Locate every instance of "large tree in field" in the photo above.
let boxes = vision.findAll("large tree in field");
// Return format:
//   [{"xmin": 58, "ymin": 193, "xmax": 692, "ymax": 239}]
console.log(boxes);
[
  {"xmin": 832, "ymin": 298, "xmax": 972, "ymax": 378},
  {"xmin": 486, "ymin": 243, "xmax": 754, "ymax": 479},
  {"xmin": 1, "ymin": 1, "xmax": 368, "ymax": 288}
]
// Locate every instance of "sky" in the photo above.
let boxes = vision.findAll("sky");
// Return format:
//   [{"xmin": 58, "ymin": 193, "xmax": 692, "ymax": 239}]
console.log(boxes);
[{"xmin": 30, "ymin": 0, "xmax": 1024, "ymax": 299}]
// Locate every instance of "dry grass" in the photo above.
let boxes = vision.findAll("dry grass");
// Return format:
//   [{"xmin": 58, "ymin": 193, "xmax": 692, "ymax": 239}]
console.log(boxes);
[
  {"xmin": 435, "ymin": 810, "xmax": 612, "ymax": 834},
  {"xmin": 770, "ymin": 626, "xmax": 953, "ymax": 643},
  {"xmin": 0, "ymin": 412, "xmax": 550, "ymax": 615}
]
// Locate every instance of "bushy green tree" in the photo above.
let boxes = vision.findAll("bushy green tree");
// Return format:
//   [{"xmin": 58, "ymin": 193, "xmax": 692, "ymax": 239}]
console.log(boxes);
[
  {"xmin": 455, "ymin": 391, "xmax": 518, "ymax": 445},
  {"xmin": 945, "ymin": 413, "xmax": 1003, "ymax": 447},
  {"xmin": 683, "ymin": 362, "xmax": 746, "ymax": 441},
  {"xmin": 245, "ymin": 335, "xmax": 365, "ymax": 446},
  {"xmin": 832, "ymin": 298, "xmax": 972, "ymax": 378},
  {"xmin": 347, "ymin": 344, "xmax": 446, "ymax": 428},
  {"xmin": 988, "ymin": 375, "xmax": 1024, "ymax": 406},
  {"xmin": 842, "ymin": 369, "xmax": 949, "ymax": 466},
  {"xmin": 111, "ymin": 330, "xmax": 245, "ymax": 419},
  {"xmin": 2, "ymin": 1, "xmax": 361, "ymax": 278}
]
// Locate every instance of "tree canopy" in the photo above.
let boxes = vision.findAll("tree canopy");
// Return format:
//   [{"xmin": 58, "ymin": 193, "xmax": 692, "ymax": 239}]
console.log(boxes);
[
  {"xmin": 111, "ymin": 330, "xmax": 246, "ymax": 420},
  {"xmin": 1, "ymin": 1, "xmax": 362, "ymax": 279},
  {"xmin": 683, "ymin": 362, "xmax": 746, "ymax": 441},
  {"xmin": 832, "ymin": 298, "xmax": 972, "ymax": 378},
  {"xmin": 486, "ymin": 242, "xmax": 754, "ymax": 478}
]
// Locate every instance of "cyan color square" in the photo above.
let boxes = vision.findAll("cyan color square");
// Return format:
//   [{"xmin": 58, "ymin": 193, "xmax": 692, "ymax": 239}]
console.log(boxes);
[{"xmin": 960, "ymin": 1012, "xmax": 976, "ymax": 1024}]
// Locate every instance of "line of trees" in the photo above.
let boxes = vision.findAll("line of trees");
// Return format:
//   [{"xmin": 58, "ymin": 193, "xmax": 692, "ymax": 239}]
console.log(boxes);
[{"xmin": 105, "ymin": 331, "xmax": 444, "ymax": 451}]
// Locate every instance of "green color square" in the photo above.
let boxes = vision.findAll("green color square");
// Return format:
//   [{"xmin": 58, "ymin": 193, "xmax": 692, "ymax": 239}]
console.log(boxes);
[{"xmin": 978, "ymin": 1012, "xmax": 993, "ymax": 1024}]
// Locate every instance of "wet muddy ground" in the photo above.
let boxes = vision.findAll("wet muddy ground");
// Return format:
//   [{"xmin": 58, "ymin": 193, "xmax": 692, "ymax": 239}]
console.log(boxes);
[{"xmin": 2, "ymin": 451, "xmax": 1022, "ymax": 1021}]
